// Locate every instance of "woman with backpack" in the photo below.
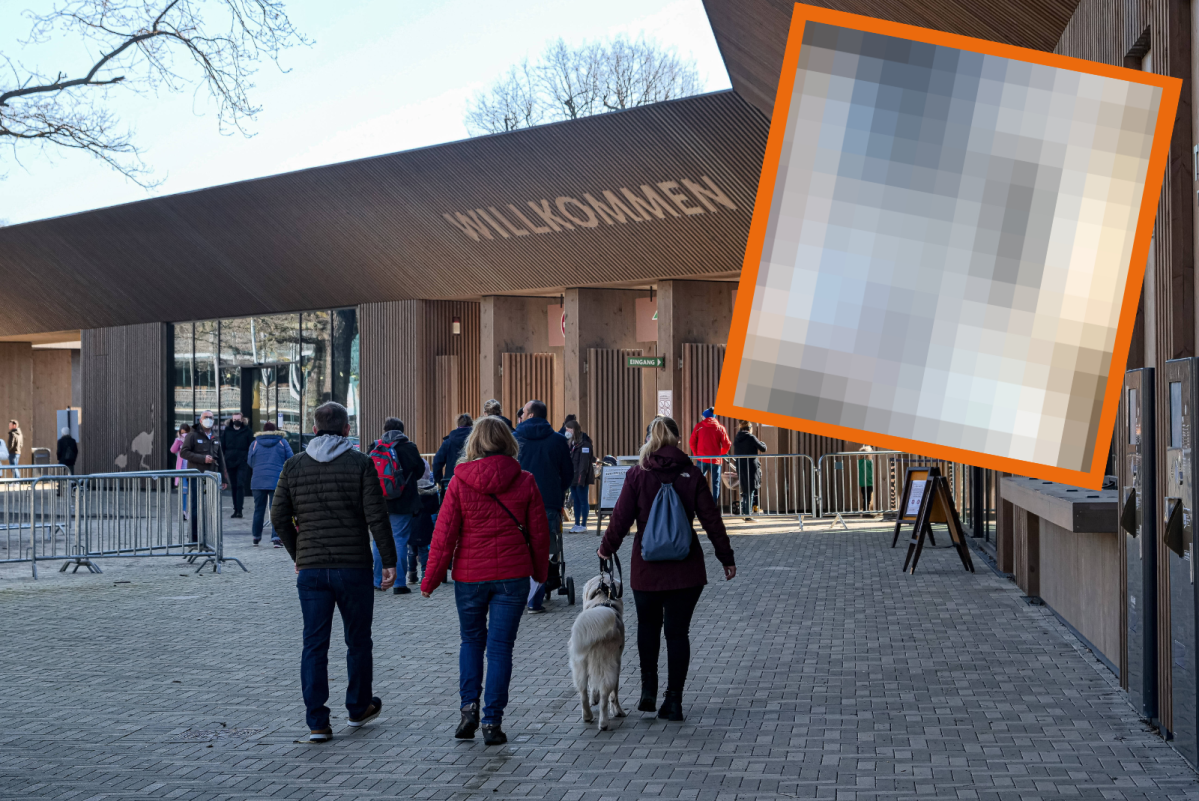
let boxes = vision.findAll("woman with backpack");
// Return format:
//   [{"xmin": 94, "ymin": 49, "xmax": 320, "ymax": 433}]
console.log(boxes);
[
  {"xmin": 420, "ymin": 415, "xmax": 550, "ymax": 746},
  {"xmin": 598, "ymin": 416, "xmax": 736, "ymax": 722}
]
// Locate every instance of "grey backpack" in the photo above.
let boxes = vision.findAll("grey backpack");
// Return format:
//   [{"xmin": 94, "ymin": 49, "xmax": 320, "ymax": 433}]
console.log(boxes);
[{"xmin": 640, "ymin": 480, "xmax": 693, "ymax": 561}]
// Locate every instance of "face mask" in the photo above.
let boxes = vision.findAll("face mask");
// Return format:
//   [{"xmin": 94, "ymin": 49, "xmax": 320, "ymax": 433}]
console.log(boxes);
[
  {"xmin": 232, "ymin": 420, "xmax": 242, "ymax": 428},
  {"xmin": 565, "ymin": 431, "xmax": 573, "ymax": 440},
  {"xmin": 201, "ymin": 418, "xmax": 213, "ymax": 429}
]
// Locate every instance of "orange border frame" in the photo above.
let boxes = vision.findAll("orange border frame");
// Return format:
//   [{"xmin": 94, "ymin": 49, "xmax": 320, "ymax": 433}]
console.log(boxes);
[{"xmin": 714, "ymin": 3, "xmax": 1181, "ymax": 490}]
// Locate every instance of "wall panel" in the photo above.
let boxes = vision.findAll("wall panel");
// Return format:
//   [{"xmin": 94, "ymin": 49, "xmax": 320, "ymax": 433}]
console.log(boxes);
[
  {"xmin": 681, "ymin": 343, "xmax": 735, "ymax": 453},
  {"xmin": 502, "ymin": 353, "xmax": 555, "ymax": 427},
  {"xmin": 31, "ymin": 349, "xmax": 73, "ymax": 455},
  {"xmin": 80, "ymin": 324, "xmax": 169, "ymax": 473},
  {"xmin": 587, "ymin": 349, "xmax": 643, "ymax": 460},
  {"xmin": 0, "ymin": 343, "xmax": 32, "ymax": 462}
]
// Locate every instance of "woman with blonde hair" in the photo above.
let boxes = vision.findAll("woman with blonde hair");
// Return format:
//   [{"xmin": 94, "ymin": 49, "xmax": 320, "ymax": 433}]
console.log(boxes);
[
  {"xmin": 421, "ymin": 415, "xmax": 550, "ymax": 745},
  {"xmin": 598, "ymin": 416, "xmax": 736, "ymax": 721}
]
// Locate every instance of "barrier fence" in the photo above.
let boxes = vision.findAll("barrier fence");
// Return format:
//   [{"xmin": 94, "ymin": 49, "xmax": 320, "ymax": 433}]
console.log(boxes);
[
  {"xmin": 0, "ymin": 464, "xmax": 70, "ymax": 480},
  {"xmin": 0, "ymin": 470, "xmax": 246, "ymax": 578}
]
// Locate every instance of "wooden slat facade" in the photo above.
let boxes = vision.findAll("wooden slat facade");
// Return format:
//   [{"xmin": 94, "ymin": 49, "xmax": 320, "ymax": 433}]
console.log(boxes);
[
  {"xmin": 359, "ymin": 300, "xmax": 481, "ymax": 453},
  {"xmin": 80, "ymin": 324, "xmax": 169, "ymax": 474},
  {"xmin": 681, "ymin": 343, "xmax": 736, "ymax": 453},
  {"xmin": 587, "ymin": 349, "xmax": 644, "ymax": 460},
  {"xmin": 502, "ymin": 353, "xmax": 556, "ymax": 428}
]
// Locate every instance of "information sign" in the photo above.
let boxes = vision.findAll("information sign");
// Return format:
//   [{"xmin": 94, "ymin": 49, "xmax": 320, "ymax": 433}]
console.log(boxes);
[{"xmin": 599, "ymin": 465, "xmax": 632, "ymax": 510}]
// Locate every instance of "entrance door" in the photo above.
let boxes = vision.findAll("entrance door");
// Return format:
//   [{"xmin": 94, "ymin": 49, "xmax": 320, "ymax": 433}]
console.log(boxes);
[
  {"xmin": 241, "ymin": 363, "xmax": 300, "ymax": 451},
  {"xmin": 1124, "ymin": 367, "xmax": 1158, "ymax": 723}
]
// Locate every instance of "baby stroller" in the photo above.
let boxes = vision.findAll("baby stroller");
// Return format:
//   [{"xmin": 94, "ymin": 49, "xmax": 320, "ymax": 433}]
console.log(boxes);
[{"xmin": 547, "ymin": 508, "xmax": 576, "ymax": 606}]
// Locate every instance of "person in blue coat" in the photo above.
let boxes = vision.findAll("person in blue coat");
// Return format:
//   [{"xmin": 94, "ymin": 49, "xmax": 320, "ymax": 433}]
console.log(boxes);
[
  {"xmin": 432, "ymin": 414, "xmax": 473, "ymax": 490},
  {"xmin": 514, "ymin": 399, "xmax": 572, "ymax": 613},
  {"xmin": 247, "ymin": 422, "xmax": 294, "ymax": 546}
]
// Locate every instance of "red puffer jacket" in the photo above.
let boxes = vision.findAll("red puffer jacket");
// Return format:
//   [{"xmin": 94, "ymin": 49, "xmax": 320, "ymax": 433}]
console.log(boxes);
[
  {"xmin": 421, "ymin": 454, "xmax": 550, "ymax": 593},
  {"xmin": 688, "ymin": 417, "xmax": 731, "ymax": 464}
]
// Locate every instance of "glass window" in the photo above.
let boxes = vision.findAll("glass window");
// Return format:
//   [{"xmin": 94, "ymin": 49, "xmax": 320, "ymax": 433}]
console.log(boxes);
[
  {"xmin": 1129, "ymin": 388, "xmax": 1138, "ymax": 444},
  {"xmin": 302, "ymin": 311, "xmax": 331, "ymax": 443},
  {"xmin": 172, "ymin": 322, "xmax": 194, "ymax": 434},
  {"xmin": 195, "ymin": 321, "xmax": 219, "ymax": 419}
]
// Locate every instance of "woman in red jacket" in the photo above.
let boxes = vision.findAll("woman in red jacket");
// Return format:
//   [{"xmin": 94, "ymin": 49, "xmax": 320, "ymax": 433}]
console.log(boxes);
[
  {"xmin": 421, "ymin": 416, "xmax": 549, "ymax": 746},
  {"xmin": 598, "ymin": 416, "xmax": 736, "ymax": 722}
]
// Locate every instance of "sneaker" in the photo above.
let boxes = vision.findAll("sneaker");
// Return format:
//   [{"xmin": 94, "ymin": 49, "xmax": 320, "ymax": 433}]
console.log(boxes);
[
  {"xmin": 252, "ymin": 539, "xmax": 261, "ymax": 546},
  {"xmin": 526, "ymin": 606, "xmax": 545, "ymax": 615},
  {"xmin": 347, "ymin": 697, "xmax": 382, "ymax": 727},
  {"xmin": 308, "ymin": 728, "xmax": 333, "ymax": 742},
  {"xmin": 272, "ymin": 540, "xmax": 283, "ymax": 548},
  {"xmin": 570, "ymin": 525, "xmax": 586, "ymax": 533},
  {"xmin": 481, "ymin": 723, "xmax": 507, "ymax": 746},
  {"xmin": 406, "ymin": 572, "xmax": 418, "ymax": 585},
  {"xmin": 393, "ymin": 585, "xmax": 411, "ymax": 595},
  {"xmin": 231, "ymin": 511, "xmax": 243, "ymax": 519}
]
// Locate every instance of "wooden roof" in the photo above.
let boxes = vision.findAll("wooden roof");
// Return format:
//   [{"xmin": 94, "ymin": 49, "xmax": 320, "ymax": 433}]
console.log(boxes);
[{"xmin": 702, "ymin": 0, "xmax": 1082, "ymax": 118}]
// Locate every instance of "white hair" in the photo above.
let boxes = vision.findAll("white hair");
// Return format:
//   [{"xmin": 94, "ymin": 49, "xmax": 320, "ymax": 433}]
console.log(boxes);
[{"xmin": 61, "ymin": 427, "xmax": 70, "ymax": 436}]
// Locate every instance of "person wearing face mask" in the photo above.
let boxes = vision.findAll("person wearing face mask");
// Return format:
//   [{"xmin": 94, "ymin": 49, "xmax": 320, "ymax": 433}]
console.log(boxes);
[
  {"xmin": 180, "ymin": 410, "xmax": 231, "ymax": 543},
  {"xmin": 220, "ymin": 411, "xmax": 254, "ymax": 519},
  {"xmin": 564, "ymin": 420, "xmax": 594, "ymax": 533}
]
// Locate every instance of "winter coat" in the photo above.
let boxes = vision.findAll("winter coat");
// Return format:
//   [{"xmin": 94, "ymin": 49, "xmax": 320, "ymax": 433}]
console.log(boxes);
[
  {"xmin": 432, "ymin": 425, "xmax": 472, "ymax": 486},
  {"xmin": 7, "ymin": 427, "xmax": 22, "ymax": 456},
  {"xmin": 370, "ymin": 430, "xmax": 425, "ymax": 516},
  {"xmin": 421, "ymin": 454, "xmax": 550, "ymax": 592},
  {"xmin": 271, "ymin": 435, "xmax": 396, "ymax": 570},
  {"xmin": 514, "ymin": 417, "xmax": 573, "ymax": 510},
  {"xmin": 732, "ymin": 430, "xmax": 766, "ymax": 490},
  {"xmin": 56, "ymin": 435, "xmax": 78, "ymax": 467},
  {"xmin": 600, "ymin": 445, "xmax": 735, "ymax": 592},
  {"xmin": 179, "ymin": 428, "xmax": 231, "ymax": 485},
  {"xmin": 220, "ymin": 422, "xmax": 253, "ymax": 469},
  {"xmin": 247, "ymin": 431, "xmax": 294, "ymax": 490},
  {"xmin": 688, "ymin": 417, "xmax": 731, "ymax": 464},
  {"xmin": 569, "ymin": 432, "xmax": 595, "ymax": 487}
]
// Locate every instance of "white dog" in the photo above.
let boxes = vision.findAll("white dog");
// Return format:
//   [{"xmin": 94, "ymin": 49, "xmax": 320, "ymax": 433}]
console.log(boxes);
[{"xmin": 569, "ymin": 574, "xmax": 627, "ymax": 730}]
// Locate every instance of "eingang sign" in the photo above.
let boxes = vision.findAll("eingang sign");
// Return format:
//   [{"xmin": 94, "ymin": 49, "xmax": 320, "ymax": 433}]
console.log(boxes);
[{"xmin": 626, "ymin": 356, "xmax": 664, "ymax": 368}]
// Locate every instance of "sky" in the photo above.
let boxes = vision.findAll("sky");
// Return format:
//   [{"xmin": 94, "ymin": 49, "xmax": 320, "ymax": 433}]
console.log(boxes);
[{"xmin": 0, "ymin": 0, "xmax": 731, "ymax": 226}]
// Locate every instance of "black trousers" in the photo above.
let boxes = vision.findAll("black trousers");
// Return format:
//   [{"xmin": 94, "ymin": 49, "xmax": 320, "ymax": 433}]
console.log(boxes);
[
  {"xmin": 633, "ymin": 586, "xmax": 703, "ymax": 694},
  {"xmin": 227, "ymin": 464, "xmax": 246, "ymax": 513}
]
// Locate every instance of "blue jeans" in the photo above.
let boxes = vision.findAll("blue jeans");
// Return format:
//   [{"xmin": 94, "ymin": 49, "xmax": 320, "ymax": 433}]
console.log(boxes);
[
  {"xmin": 408, "ymin": 542, "xmax": 429, "ymax": 576},
  {"xmin": 528, "ymin": 508, "xmax": 562, "ymax": 610},
  {"xmin": 570, "ymin": 485, "xmax": 590, "ymax": 527},
  {"xmin": 251, "ymin": 489, "xmax": 276, "ymax": 542},
  {"xmin": 372, "ymin": 513, "xmax": 412, "ymax": 588},
  {"xmin": 297, "ymin": 568, "xmax": 375, "ymax": 731},
  {"xmin": 455, "ymin": 577, "xmax": 527, "ymax": 725},
  {"xmin": 700, "ymin": 462, "xmax": 721, "ymax": 501}
]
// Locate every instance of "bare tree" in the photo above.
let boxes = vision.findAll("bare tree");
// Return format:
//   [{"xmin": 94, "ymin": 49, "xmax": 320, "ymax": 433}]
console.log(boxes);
[
  {"xmin": 465, "ymin": 34, "xmax": 704, "ymax": 136},
  {"xmin": 464, "ymin": 59, "xmax": 543, "ymax": 134},
  {"xmin": 0, "ymin": 0, "xmax": 309, "ymax": 186}
]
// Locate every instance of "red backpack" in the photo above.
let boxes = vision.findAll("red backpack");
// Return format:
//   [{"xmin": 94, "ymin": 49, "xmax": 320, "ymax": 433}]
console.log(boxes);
[{"xmin": 368, "ymin": 440, "xmax": 406, "ymax": 500}]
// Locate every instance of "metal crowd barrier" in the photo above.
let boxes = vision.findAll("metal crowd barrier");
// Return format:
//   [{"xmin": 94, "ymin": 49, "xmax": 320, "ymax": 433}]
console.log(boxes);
[
  {"xmin": 681, "ymin": 450, "xmax": 969, "ymax": 528},
  {"xmin": 0, "ymin": 469, "xmax": 247, "ymax": 578},
  {"xmin": 0, "ymin": 464, "xmax": 70, "ymax": 480}
]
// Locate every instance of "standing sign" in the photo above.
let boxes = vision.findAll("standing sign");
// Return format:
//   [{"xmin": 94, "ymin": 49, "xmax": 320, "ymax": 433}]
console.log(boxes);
[
  {"xmin": 657, "ymin": 390, "xmax": 673, "ymax": 417},
  {"xmin": 901, "ymin": 469, "xmax": 974, "ymax": 574},
  {"xmin": 891, "ymin": 466, "xmax": 946, "ymax": 548},
  {"xmin": 904, "ymin": 480, "xmax": 927, "ymax": 516},
  {"xmin": 599, "ymin": 465, "xmax": 632, "ymax": 510}
]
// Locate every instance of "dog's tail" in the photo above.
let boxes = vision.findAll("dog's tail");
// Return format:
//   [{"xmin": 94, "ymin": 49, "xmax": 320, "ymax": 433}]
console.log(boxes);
[{"xmin": 570, "ymin": 606, "xmax": 621, "ymax": 652}]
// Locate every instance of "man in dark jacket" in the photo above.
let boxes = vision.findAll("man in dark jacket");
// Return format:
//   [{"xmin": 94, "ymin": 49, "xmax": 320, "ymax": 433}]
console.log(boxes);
[
  {"xmin": 272, "ymin": 401, "xmax": 395, "ymax": 743},
  {"xmin": 368, "ymin": 417, "xmax": 425, "ymax": 595},
  {"xmin": 180, "ymin": 409, "xmax": 230, "ymax": 543},
  {"xmin": 432, "ymin": 413, "xmax": 473, "ymax": 489},
  {"xmin": 56, "ymin": 427, "xmax": 79, "ymax": 474},
  {"xmin": 514, "ymin": 399, "xmax": 572, "ymax": 613},
  {"xmin": 220, "ymin": 411, "xmax": 253, "ymax": 518}
]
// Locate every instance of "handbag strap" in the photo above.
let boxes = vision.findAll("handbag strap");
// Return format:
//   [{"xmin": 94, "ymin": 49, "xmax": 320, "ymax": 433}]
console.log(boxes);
[{"xmin": 489, "ymin": 494, "xmax": 534, "ymax": 561}]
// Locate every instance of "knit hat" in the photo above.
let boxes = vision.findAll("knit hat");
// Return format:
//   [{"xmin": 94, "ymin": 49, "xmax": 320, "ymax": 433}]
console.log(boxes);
[
  {"xmin": 263, "ymin": 422, "xmax": 277, "ymax": 431},
  {"xmin": 702, "ymin": 408, "xmax": 715, "ymax": 419}
]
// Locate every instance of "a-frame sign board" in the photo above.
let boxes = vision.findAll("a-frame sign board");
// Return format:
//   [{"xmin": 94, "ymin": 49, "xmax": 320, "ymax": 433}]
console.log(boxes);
[
  {"xmin": 891, "ymin": 466, "xmax": 948, "ymax": 547},
  {"xmin": 901, "ymin": 472, "xmax": 974, "ymax": 574}
]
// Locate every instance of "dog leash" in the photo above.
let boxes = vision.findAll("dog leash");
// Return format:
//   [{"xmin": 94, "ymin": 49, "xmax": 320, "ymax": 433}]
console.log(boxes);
[{"xmin": 598, "ymin": 551, "xmax": 623, "ymax": 599}]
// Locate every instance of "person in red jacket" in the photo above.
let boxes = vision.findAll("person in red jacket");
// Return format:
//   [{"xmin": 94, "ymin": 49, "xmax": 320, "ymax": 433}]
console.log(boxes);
[
  {"xmin": 599, "ymin": 416, "xmax": 736, "ymax": 722},
  {"xmin": 421, "ymin": 415, "xmax": 549, "ymax": 746},
  {"xmin": 688, "ymin": 408, "xmax": 731, "ymax": 502}
]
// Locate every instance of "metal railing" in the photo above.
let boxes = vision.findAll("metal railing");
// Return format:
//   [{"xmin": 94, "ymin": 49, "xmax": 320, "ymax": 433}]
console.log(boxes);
[
  {"xmin": 815, "ymin": 451, "xmax": 966, "ymax": 526},
  {"xmin": 0, "ymin": 469, "xmax": 247, "ymax": 578},
  {"xmin": 692, "ymin": 453, "xmax": 819, "ymax": 527},
  {"xmin": 0, "ymin": 464, "xmax": 70, "ymax": 480}
]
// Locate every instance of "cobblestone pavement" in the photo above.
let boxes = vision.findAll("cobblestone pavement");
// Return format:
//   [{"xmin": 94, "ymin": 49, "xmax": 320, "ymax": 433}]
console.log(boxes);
[{"xmin": 2, "ymin": 511, "xmax": 1198, "ymax": 801}]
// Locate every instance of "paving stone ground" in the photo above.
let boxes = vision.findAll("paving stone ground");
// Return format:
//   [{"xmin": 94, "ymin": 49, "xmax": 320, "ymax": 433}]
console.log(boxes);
[{"xmin": 1, "ymin": 509, "xmax": 1198, "ymax": 800}]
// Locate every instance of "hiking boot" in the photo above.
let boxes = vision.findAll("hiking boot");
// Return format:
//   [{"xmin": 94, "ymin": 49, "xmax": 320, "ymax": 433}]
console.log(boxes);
[
  {"xmin": 347, "ymin": 697, "xmax": 382, "ymax": 727},
  {"xmin": 481, "ymin": 723, "xmax": 507, "ymax": 745},
  {"xmin": 657, "ymin": 691, "xmax": 684, "ymax": 722},
  {"xmin": 393, "ymin": 585, "xmax": 411, "ymax": 595},
  {"xmin": 308, "ymin": 728, "xmax": 332, "ymax": 742},
  {"xmin": 455, "ymin": 703, "xmax": 479, "ymax": 739},
  {"xmin": 638, "ymin": 679, "xmax": 658, "ymax": 712}
]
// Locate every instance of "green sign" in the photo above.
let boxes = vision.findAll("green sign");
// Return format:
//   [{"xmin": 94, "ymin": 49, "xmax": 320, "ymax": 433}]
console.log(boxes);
[{"xmin": 626, "ymin": 356, "xmax": 664, "ymax": 368}]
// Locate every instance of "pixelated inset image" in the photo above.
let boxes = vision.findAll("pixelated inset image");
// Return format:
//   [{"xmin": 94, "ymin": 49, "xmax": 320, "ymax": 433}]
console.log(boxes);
[{"xmin": 733, "ymin": 19, "xmax": 1164, "ymax": 474}]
